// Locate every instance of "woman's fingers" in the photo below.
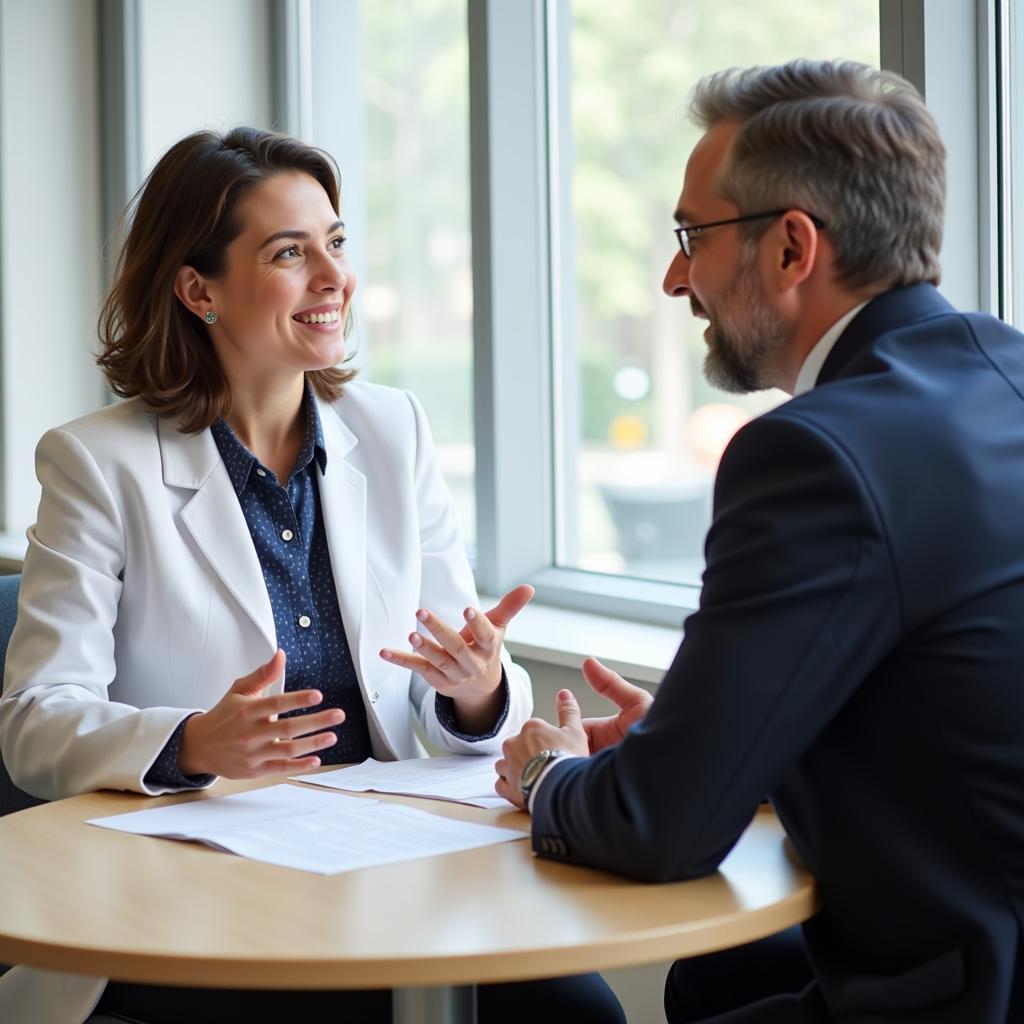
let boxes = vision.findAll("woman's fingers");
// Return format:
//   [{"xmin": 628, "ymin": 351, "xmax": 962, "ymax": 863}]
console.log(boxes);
[
  {"xmin": 230, "ymin": 649, "xmax": 286, "ymax": 697},
  {"xmin": 262, "ymin": 688, "xmax": 325, "ymax": 718},
  {"xmin": 259, "ymin": 754, "xmax": 326, "ymax": 776},
  {"xmin": 269, "ymin": 729, "xmax": 339, "ymax": 762},
  {"xmin": 482, "ymin": 584, "xmax": 534, "ymax": 630},
  {"xmin": 258, "ymin": 706, "xmax": 345, "ymax": 742},
  {"xmin": 379, "ymin": 647, "xmax": 462, "ymax": 695},
  {"xmin": 460, "ymin": 606, "xmax": 497, "ymax": 654},
  {"xmin": 414, "ymin": 609, "xmax": 471, "ymax": 665}
]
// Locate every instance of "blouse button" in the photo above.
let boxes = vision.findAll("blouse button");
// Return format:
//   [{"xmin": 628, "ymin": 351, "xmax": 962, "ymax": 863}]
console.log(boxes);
[
  {"xmin": 281, "ymin": 529, "xmax": 294, "ymax": 542},
  {"xmin": 298, "ymin": 615, "xmax": 312, "ymax": 629},
  {"xmin": 255, "ymin": 468, "xmax": 267, "ymax": 477}
]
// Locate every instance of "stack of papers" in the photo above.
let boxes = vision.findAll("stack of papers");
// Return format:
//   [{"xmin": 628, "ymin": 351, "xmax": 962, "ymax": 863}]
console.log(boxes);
[
  {"xmin": 87, "ymin": 783, "xmax": 524, "ymax": 875},
  {"xmin": 292, "ymin": 755, "xmax": 510, "ymax": 809}
]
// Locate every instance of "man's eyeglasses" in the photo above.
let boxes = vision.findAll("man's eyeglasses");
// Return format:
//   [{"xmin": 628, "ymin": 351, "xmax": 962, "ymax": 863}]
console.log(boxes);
[{"xmin": 673, "ymin": 210, "xmax": 826, "ymax": 259}]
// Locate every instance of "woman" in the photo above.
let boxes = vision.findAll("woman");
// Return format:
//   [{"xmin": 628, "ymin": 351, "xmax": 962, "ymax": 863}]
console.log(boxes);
[{"xmin": 0, "ymin": 128, "xmax": 624, "ymax": 1024}]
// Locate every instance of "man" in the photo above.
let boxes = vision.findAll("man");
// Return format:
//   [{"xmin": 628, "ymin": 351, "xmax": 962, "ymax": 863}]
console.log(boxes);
[{"xmin": 495, "ymin": 59, "xmax": 1024, "ymax": 1023}]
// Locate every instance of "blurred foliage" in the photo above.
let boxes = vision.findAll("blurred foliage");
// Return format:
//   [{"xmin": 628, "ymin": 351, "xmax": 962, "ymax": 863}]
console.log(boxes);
[
  {"xmin": 569, "ymin": 0, "xmax": 878, "ymax": 439},
  {"xmin": 358, "ymin": 0, "xmax": 879, "ymax": 448},
  {"xmin": 354, "ymin": 0, "xmax": 474, "ymax": 448}
]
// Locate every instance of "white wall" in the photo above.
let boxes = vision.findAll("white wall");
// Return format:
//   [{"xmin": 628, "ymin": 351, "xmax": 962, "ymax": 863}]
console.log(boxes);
[
  {"xmin": 138, "ymin": 0, "xmax": 274, "ymax": 177},
  {"xmin": 0, "ymin": 0, "xmax": 107, "ymax": 534},
  {"xmin": 0, "ymin": 0, "xmax": 276, "ymax": 542}
]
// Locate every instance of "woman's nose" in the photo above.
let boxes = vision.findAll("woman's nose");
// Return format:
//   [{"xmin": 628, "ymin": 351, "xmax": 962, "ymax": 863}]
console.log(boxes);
[{"xmin": 312, "ymin": 250, "xmax": 347, "ymax": 292}]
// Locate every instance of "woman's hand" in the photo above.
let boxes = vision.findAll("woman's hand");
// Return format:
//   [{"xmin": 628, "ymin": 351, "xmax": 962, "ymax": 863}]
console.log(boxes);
[
  {"xmin": 178, "ymin": 650, "xmax": 345, "ymax": 778},
  {"xmin": 380, "ymin": 584, "xmax": 535, "ymax": 734}
]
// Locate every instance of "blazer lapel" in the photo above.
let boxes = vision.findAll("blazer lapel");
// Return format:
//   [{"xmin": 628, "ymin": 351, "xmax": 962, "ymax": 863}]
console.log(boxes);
[
  {"xmin": 315, "ymin": 397, "xmax": 369, "ymax": 683},
  {"xmin": 158, "ymin": 416, "xmax": 277, "ymax": 652}
]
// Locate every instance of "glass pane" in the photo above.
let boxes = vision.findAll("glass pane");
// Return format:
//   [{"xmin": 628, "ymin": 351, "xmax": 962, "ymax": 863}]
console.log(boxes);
[
  {"xmin": 1009, "ymin": 0, "xmax": 1024, "ymax": 327},
  {"xmin": 319, "ymin": 0, "xmax": 475, "ymax": 551},
  {"xmin": 555, "ymin": 1, "xmax": 879, "ymax": 585}
]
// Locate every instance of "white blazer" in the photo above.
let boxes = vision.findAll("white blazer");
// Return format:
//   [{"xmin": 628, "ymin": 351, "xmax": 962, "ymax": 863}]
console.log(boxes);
[{"xmin": 0, "ymin": 381, "xmax": 532, "ymax": 1023}]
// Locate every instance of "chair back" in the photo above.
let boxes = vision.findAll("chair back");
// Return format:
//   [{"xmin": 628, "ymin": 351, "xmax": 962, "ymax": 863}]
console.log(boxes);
[{"xmin": 0, "ymin": 575, "xmax": 44, "ymax": 814}]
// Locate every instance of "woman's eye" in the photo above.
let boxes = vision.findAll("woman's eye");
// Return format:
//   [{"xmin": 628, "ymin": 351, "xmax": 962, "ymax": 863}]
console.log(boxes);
[
  {"xmin": 275, "ymin": 244, "xmax": 301, "ymax": 260},
  {"xmin": 328, "ymin": 235, "xmax": 347, "ymax": 252}
]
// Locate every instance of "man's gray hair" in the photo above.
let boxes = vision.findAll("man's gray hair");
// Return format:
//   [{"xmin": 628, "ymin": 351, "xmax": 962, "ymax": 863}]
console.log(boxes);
[{"xmin": 690, "ymin": 60, "xmax": 945, "ymax": 289}]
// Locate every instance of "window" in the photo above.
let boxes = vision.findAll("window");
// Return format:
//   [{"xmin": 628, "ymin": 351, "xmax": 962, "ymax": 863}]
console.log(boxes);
[
  {"xmin": 551, "ymin": 0, "xmax": 880, "ymax": 587},
  {"xmin": 312, "ymin": 0, "xmax": 476, "ymax": 551},
  {"xmin": 0, "ymin": 1, "xmax": 991, "ymax": 630}
]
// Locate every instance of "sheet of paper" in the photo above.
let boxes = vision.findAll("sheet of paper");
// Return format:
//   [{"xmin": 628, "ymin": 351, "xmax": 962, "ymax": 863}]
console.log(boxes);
[
  {"xmin": 87, "ymin": 783, "xmax": 523, "ymax": 874},
  {"xmin": 291, "ymin": 755, "xmax": 511, "ymax": 808}
]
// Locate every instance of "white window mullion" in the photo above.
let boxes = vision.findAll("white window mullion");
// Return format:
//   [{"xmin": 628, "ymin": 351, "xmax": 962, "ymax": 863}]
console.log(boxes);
[
  {"xmin": 880, "ymin": 0, "xmax": 989, "ymax": 314},
  {"xmin": 468, "ymin": 0, "xmax": 554, "ymax": 595}
]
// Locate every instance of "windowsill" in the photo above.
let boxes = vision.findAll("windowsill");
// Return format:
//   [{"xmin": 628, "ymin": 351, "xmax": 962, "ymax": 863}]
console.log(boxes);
[{"xmin": 486, "ymin": 595, "xmax": 683, "ymax": 686}]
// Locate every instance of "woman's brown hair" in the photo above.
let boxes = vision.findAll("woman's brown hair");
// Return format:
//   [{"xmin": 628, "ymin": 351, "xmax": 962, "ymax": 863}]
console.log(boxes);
[{"xmin": 97, "ymin": 127, "xmax": 356, "ymax": 432}]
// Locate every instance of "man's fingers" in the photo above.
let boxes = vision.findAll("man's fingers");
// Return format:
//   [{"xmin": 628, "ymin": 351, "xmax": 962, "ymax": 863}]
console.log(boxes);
[
  {"xmin": 494, "ymin": 771, "xmax": 525, "ymax": 810},
  {"xmin": 483, "ymin": 584, "xmax": 535, "ymax": 631},
  {"xmin": 231, "ymin": 649, "xmax": 286, "ymax": 697},
  {"xmin": 581, "ymin": 657, "xmax": 645, "ymax": 709},
  {"xmin": 556, "ymin": 689, "xmax": 582, "ymax": 731}
]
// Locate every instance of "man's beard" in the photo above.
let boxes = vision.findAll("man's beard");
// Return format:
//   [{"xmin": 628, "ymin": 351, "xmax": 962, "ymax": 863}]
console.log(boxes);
[{"xmin": 701, "ymin": 244, "xmax": 788, "ymax": 394}]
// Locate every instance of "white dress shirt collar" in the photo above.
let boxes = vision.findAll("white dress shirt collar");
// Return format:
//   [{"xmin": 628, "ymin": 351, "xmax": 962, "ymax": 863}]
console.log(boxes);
[{"xmin": 793, "ymin": 300, "xmax": 870, "ymax": 396}]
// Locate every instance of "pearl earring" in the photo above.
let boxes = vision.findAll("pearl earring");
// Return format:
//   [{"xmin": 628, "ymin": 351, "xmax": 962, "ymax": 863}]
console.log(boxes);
[{"xmin": 204, "ymin": 311, "xmax": 218, "ymax": 324}]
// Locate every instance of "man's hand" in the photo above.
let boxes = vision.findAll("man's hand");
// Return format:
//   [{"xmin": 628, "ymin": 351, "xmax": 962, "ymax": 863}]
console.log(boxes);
[
  {"xmin": 494, "ymin": 690, "xmax": 589, "ymax": 810},
  {"xmin": 579, "ymin": 657, "xmax": 654, "ymax": 753},
  {"xmin": 178, "ymin": 650, "xmax": 345, "ymax": 778}
]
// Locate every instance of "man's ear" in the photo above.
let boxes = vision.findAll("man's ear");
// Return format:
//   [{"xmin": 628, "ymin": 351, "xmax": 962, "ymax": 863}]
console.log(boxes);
[
  {"xmin": 173, "ymin": 265, "xmax": 215, "ymax": 321},
  {"xmin": 768, "ymin": 210, "xmax": 820, "ymax": 291}
]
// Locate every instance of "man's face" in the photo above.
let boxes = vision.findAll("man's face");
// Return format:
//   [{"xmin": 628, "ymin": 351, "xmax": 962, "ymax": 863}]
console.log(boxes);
[{"xmin": 663, "ymin": 121, "xmax": 788, "ymax": 394}]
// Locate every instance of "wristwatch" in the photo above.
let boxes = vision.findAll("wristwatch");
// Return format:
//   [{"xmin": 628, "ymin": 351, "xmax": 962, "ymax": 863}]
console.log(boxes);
[{"xmin": 520, "ymin": 748, "xmax": 565, "ymax": 807}]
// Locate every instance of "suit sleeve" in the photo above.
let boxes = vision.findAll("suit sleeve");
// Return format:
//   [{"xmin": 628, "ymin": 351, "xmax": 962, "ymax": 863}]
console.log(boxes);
[
  {"xmin": 401, "ymin": 391, "xmax": 533, "ymax": 753},
  {"xmin": 0, "ymin": 428, "xmax": 208, "ymax": 800},
  {"xmin": 531, "ymin": 412, "xmax": 902, "ymax": 881}
]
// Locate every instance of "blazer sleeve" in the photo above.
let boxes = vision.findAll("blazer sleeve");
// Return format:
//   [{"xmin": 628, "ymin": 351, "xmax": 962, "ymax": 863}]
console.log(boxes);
[
  {"xmin": 401, "ymin": 391, "xmax": 533, "ymax": 753},
  {"xmin": 0, "ymin": 427, "xmax": 207, "ymax": 800},
  {"xmin": 530, "ymin": 411, "xmax": 903, "ymax": 881}
]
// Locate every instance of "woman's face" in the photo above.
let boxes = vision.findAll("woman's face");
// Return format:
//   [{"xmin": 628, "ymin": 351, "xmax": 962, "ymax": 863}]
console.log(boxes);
[{"xmin": 205, "ymin": 171, "xmax": 356, "ymax": 388}]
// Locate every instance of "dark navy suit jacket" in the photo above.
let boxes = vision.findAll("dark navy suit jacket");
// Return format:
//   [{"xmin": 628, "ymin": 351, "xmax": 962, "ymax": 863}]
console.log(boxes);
[{"xmin": 532, "ymin": 284, "xmax": 1024, "ymax": 1023}]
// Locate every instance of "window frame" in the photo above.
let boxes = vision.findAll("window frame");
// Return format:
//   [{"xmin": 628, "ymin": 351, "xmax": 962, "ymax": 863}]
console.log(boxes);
[
  {"xmin": 69, "ymin": 0, "xmax": 994, "ymax": 630},
  {"xmin": 467, "ymin": 0, "xmax": 994, "ymax": 627}
]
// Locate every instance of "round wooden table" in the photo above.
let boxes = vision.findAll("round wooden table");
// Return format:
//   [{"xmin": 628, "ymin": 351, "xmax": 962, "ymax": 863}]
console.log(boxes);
[{"xmin": 0, "ymin": 777, "xmax": 818, "ymax": 1023}]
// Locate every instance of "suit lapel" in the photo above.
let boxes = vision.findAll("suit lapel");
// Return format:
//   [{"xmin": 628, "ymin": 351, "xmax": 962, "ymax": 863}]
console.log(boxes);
[
  {"xmin": 158, "ymin": 416, "xmax": 277, "ymax": 652},
  {"xmin": 315, "ymin": 397, "xmax": 369, "ymax": 681}
]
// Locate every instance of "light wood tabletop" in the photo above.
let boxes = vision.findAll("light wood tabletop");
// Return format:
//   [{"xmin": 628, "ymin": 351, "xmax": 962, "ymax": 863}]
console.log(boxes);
[{"xmin": 0, "ymin": 775, "xmax": 818, "ymax": 991}]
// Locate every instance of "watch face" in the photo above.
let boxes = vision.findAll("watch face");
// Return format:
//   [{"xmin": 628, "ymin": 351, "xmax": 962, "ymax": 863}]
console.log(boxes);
[
  {"xmin": 522, "ymin": 749, "xmax": 564, "ymax": 799},
  {"xmin": 521, "ymin": 752, "xmax": 550, "ymax": 789}
]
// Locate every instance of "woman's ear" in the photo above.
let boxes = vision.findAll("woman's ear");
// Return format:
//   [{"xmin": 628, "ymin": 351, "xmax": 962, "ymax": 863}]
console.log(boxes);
[{"xmin": 174, "ymin": 265, "xmax": 214, "ymax": 321}]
